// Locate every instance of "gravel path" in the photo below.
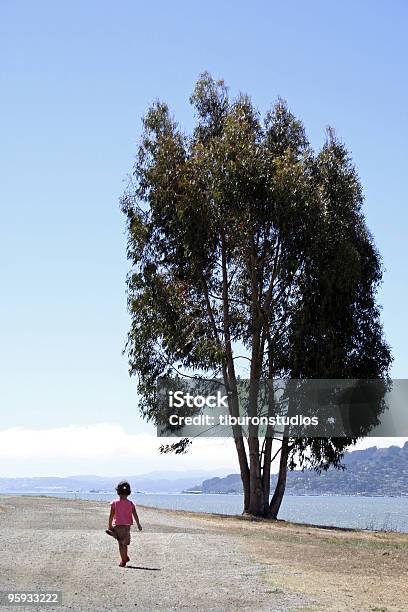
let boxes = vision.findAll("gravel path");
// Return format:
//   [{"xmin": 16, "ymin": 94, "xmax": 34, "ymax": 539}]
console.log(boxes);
[
  {"xmin": 2, "ymin": 495, "xmax": 406, "ymax": 611},
  {"xmin": 0, "ymin": 496, "xmax": 308, "ymax": 612}
]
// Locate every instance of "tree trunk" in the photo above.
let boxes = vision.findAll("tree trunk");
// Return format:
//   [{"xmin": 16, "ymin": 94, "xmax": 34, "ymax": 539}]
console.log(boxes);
[
  {"xmin": 261, "ymin": 377, "xmax": 276, "ymax": 515},
  {"xmin": 261, "ymin": 433, "xmax": 273, "ymax": 515},
  {"xmin": 234, "ymin": 435, "xmax": 250, "ymax": 513},
  {"xmin": 248, "ymin": 435, "xmax": 266, "ymax": 515},
  {"xmin": 219, "ymin": 230, "xmax": 252, "ymax": 514},
  {"xmin": 268, "ymin": 436, "xmax": 290, "ymax": 519},
  {"xmin": 247, "ymin": 365, "xmax": 266, "ymax": 516}
]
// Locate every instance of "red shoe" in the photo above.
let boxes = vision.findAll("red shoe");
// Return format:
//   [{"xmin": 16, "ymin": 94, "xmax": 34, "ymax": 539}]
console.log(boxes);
[{"xmin": 119, "ymin": 560, "xmax": 127, "ymax": 567}]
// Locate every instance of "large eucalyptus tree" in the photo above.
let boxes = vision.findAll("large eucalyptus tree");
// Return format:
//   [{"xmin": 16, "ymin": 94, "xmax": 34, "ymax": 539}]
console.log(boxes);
[{"xmin": 121, "ymin": 73, "xmax": 391, "ymax": 517}]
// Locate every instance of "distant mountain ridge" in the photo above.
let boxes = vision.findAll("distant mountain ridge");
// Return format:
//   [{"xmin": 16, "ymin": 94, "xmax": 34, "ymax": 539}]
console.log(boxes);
[
  {"xmin": 2, "ymin": 446, "xmax": 407, "ymax": 497},
  {"xmin": 188, "ymin": 443, "xmax": 408, "ymax": 496}
]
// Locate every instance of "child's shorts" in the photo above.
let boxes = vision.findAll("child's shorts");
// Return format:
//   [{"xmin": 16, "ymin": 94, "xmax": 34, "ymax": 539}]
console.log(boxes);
[{"xmin": 113, "ymin": 525, "xmax": 131, "ymax": 545}]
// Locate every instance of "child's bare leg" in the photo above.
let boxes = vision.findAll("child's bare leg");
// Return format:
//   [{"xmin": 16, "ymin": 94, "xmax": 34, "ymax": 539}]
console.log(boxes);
[{"xmin": 118, "ymin": 542, "xmax": 127, "ymax": 563}]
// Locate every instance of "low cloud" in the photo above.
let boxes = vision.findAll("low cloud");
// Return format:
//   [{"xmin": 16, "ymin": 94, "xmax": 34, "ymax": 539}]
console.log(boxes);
[{"xmin": 0, "ymin": 423, "xmax": 238, "ymax": 477}]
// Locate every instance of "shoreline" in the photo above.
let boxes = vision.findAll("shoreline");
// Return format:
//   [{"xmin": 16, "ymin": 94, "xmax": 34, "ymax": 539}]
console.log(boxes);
[
  {"xmin": 2, "ymin": 492, "xmax": 407, "ymax": 534},
  {"xmin": 3, "ymin": 489, "xmax": 408, "ymax": 497}
]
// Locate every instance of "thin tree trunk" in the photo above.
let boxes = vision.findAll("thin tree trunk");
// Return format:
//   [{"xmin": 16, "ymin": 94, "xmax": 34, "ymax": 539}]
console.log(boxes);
[
  {"xmin": 234, "ymin": 436, "xmax": 250, "ymax": 513},
  {"xmin": 230, "ymin": 385, "xmax": 250, "ymax": 513},
  {"xmin": 247, "ymin": 329, "xmax": 264, "ymax": 515},
  {"xmin": 219, "ymin": 229, "xmax": 250, "ymax": 513},
  {"xmin": 261, "ymin": 383, "xmax": 275, "ymax": 516},
  {"xmin": 261, "ymin": 347, "xmax": 276, "ymax": 515},
  {"xmin": 247, "ymin": 239, "xmax": 272, "ymax": 516},
  {"xmin": 248, "ymin": 433, "xmax": 265, "ymax": 515},
  {"xmin": 261, "ymin": 433, "xmax": 273, "ymax": 515},
  {"xmin": 269, "ymin": 435, "xmax": 290, "ymax": 519}
]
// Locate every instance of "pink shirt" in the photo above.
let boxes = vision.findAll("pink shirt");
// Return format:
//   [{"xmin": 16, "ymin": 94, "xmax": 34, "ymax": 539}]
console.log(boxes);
[{"xmin": 111, "ymin": 498, "xmax": 135, "ymax": 526}]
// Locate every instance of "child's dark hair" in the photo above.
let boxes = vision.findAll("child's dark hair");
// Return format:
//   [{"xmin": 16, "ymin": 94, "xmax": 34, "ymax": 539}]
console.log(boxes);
[{"xmin": 116, "ymin": 480, "xmax": 131, "ymax": 496}]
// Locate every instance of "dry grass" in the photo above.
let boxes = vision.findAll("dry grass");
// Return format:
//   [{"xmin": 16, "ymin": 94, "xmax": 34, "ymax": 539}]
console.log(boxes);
[{"xmin": 141, "ymin": 503, "xmax": 408, "ymax": 611}]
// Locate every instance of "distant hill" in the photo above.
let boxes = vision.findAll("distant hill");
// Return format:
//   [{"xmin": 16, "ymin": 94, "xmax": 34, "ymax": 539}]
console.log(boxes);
[
  {"xmin": 0, "ymin": 471, "xmax": 227, "ymax": 495},
  {"xmin": 187, "ymin": 443, "xmax": 408, "ymax": 496}
]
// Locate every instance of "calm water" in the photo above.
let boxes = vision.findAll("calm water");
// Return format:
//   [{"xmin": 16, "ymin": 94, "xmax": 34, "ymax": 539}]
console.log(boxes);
[{"xmin": 5, "ymin": 491, "xmax": 408, "ymax": 532}]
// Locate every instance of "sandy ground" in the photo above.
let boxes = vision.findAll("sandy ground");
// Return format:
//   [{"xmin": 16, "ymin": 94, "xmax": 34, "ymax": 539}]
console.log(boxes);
[{"xmin": 0, "ymin": 496, "xmax": 407, "ymax": 612}]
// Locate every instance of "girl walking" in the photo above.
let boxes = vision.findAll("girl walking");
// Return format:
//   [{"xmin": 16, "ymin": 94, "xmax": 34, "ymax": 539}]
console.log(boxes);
[{"xmin": 106, "ymin": 480, "xmax": 142, "ymax": 567}]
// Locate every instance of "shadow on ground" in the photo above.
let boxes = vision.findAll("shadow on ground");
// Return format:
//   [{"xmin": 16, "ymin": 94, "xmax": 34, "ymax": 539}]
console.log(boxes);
[{"xmin": 125, "ymin": 565, "xmax": 161, "ymax": 571}]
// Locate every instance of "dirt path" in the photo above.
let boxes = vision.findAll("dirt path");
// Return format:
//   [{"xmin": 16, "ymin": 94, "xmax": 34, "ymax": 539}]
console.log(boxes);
[{"xmin": 0, "ymin": 496, "xmax": 407, "ymax": 611}]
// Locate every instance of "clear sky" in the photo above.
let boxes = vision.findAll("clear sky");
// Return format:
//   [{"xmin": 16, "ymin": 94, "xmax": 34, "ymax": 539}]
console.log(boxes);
[{"xmin": 1, "ymin": 1, "xmax": 407, "ymax": 475}]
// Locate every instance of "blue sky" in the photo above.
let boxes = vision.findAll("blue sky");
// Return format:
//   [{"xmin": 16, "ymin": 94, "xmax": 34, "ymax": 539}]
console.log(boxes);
[{"xmin": 1, "ymin": 1, "xmax": 407, "ymax": 474}]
